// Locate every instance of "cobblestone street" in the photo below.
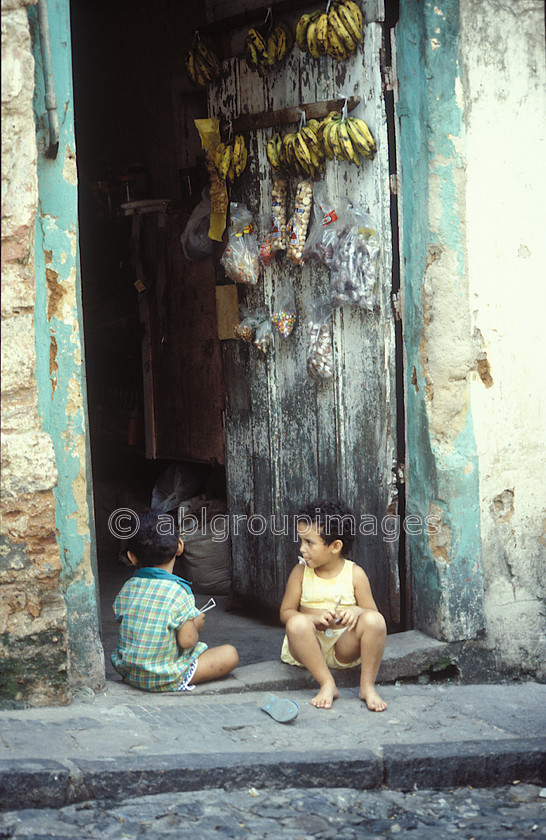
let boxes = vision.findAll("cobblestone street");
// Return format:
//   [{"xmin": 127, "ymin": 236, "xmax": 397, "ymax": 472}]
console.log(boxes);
[{"xmin": 1, "ymin": 784, "xmax": 545, "ymax": 839}]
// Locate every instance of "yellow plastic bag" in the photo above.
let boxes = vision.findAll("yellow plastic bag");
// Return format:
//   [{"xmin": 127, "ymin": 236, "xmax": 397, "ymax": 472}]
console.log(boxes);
[
  {"xmin": 195, "ymin": 118, "xmax": 228, "ymax": 240},
  {"xmin": 194, "ymin": 118, "xmax": 221, "ymax": 152}
]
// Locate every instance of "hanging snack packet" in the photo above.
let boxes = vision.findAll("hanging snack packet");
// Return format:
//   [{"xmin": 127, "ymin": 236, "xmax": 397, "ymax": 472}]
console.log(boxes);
[
  {"xmin": 254, "ymin": 316, "xmax": 274, "ymax": 353},
  {"xmin": 302, "ymin": 186, "xmax": 349, "ymax": 267},
  {"xmin": 305, "ymin": 303, "xmax": 334, "ymax": 381},
  {"xmin": 330, "ymin": 206, "xmax": 380, "ymax": 310},
  {"xmin": 220, "ymin": 203, "xmax": 260, "ymax": 285},
  {"xmin": 270, "ymin": 177, "xmax": 288, "ymax": 254},
  {"xmin": 271, "ymin": 288, "xmax": 297, "ymax": 338},
  {"xmin": 287, "ymin": 180, "xmax": 313, "ymax": 265}
]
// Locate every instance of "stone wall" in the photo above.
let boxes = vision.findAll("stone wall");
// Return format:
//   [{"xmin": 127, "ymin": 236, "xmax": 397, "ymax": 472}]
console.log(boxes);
[
  {"xmin": 461, "ymin": 0, "xmax": 546, "ymax": 677},
  {"xmin": 1, "ymin": 0, "xmax": 69, "ymax": 705}
]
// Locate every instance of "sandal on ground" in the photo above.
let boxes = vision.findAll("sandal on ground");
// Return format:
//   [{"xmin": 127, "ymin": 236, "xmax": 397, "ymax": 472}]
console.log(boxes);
[{"xmin": 260, "ymin": 694, "xmax": 299, "ymax": 723}]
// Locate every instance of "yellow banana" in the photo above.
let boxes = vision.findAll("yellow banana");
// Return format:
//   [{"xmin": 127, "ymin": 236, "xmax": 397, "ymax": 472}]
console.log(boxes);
[
  {"xmin": 341, "ymin": 0, "xmax": 363, "ymax": 32},
  {"xmin": 325, "ymin": 119, "xmax": 344, "ymax": 160},
  {"xmin": 247, "ymin": 28, "xmax": 268, "ymax": 59},
  {"xmin": 195, "ymin": 41, "xmax": 220, "ymax": 77},
  {"xmin": 306, "ymin": 19, "xmax": 321, "ymax": 58},
  {"xmin": 326, "ymin": 26, "xmax": 348, "ymax": 61},
  {"xmin": 296, "ymin": 14, "xmax": 312, "ymax": 51},
  {"xmin": 237, "ymin": 145, "xmax": 248, "ymax": 177},
  {"xmin": 316, "ymin": 13, "xmax": 329, "ymax": 55},
  {"xmin": 346, "ymin": 118, "xmax": 374, "ymax": 157},
  {"xmin": 328, "ymin": 8, "xmax": 357, "ymax": 54},
  {"xmin": 185, "ymin": 50, "xmax": 197, "ymax": 85},
  {"xmin": 195, "ymin": 52, "xmax": 213, "ymax": 83},
  {"xmin": 294, "ymin": 133, "xmax": 312, "ymax": 169},
  {"xmin": 350, "ymin": 117, "xmax": 376, "ymax": 154},
  {"xmin": 273, "ymin": 24, "xmax": 288, "ymax": 63},
  {"xmin": 218, "ymin": 145, "xmax": 233, "ymax": 180},
  {"xmin": 337, "ymin": 120, "xmax": 360, "ymax": 165},
  {"xmin": 232, "ymin": 135, "xmax": 243, "ymax": 175},
  {"xmin": 267, "ymin": 135, "xmax": 281, "ymax": 170},
  {"xmin": 337, "ymin": 3, "xmax": 363, "ymax": 44}
]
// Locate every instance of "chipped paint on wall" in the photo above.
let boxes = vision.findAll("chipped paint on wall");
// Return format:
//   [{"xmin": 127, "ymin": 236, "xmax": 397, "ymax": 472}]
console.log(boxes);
[
  {"xmin": 397, "ymin": 0, "xmax": 485, "ymax": 641},
  {"xmin": 29, "ymin": 0, "xmax": 104, "ymax": 689}
]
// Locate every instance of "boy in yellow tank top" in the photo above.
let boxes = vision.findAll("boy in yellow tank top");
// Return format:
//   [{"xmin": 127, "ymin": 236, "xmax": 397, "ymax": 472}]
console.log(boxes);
[{"xmin": 280, "ymin": 499, "xmax": 387, "ymax": 711}]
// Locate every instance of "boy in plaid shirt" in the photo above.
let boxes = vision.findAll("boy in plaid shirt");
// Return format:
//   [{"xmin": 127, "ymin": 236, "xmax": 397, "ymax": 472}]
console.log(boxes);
[{"xmin": 112, "ymin": 508, "xmax": 238, "ymax": 691}]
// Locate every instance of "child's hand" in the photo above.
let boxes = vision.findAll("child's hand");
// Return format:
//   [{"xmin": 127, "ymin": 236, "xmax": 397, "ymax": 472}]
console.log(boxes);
[
  {"xmin": 194, "ymin": 612, "xmax": 206, "ymax": 633},
  {"xmin": 314, "ymin": 610, "xmax": 338, "ymax": 631},
  {"xmin": 335, "ymin": 606, "xmax": 361, "ymax": 632}
]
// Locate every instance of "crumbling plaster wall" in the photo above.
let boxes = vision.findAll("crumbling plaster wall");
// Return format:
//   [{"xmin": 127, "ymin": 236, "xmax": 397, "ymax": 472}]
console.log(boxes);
[
  {"xmin": 1, "ymin": 0, "xmax": 105, "ymax": 705},
  {"xmin": 1, "ymin": 0, "xmax": 69, "ymax": 705},
  {"xmin": 460, "ymin": 0, "xmax": 546, "ymax": 676},
  {"xmin": 397, "ymin": 0, "xmax": 545, "ymax": 676}
]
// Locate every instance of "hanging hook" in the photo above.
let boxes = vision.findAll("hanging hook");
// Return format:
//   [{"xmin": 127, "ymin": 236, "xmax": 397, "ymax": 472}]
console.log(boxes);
[
  {"xmin": 264, "ymin": 6, "xmax": 273, "ymax": 28},
  {"xmin": 297, "ymin": 108, "xmax": 306, "ymax": 131}
]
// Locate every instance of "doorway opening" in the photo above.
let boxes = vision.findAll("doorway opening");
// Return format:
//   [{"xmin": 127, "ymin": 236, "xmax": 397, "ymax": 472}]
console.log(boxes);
[{"xmin": 70, "ymin": 1, "xmax": 410, "ymax": 678}]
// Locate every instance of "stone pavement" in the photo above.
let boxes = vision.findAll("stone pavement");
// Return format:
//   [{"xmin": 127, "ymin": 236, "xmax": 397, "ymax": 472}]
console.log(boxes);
[
  {"xmin": 1, "ymin": 669, "xmax": 545, "ymax": 810},
  {"xmin": 1, "ymin": 595, "xmax": 545, "ymax": 810},
  {"xmin": 2, "ymin": 784, "xmax": 546, "ymax": 839}
]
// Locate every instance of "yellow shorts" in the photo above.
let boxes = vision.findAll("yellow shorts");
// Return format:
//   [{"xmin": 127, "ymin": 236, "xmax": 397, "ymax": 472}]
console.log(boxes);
[{"xmin": 280, "ymin": 628, "xmax": 361, "ymax": 670}]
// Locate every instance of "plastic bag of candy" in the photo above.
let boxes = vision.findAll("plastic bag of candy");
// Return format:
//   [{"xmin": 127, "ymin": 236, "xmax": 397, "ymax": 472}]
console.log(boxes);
[
  {"xmin": 220, "ymin": 203, "xmax": 260, "ymax": 285},
  {"xmin": 271, "ymin": 288, "xmax": 297, "ymax": 338},
  {"xmin": 305, "ymin": 302, "xmax": 334, "ymax": 382},
  {"xmin": 302, "ymin": 187, "xmax": 352, "ymax": 267},
  {"xmin": 329, "ymin": 206, "xmax": 380, "ymax": 310}
]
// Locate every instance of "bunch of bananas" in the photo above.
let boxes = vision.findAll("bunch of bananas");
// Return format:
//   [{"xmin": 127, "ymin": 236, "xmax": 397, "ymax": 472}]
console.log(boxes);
[
  {"xmin": 245, "ymin": 20, "xmax": 293, "ymax": 76},
  {"xmin": 319, "ymin": 111, "xmax": 376, "ymax": 165},
  {"xmin": 185, "ymin": 41, "xmax": 221, "ymax": 87},
  {"xmin": 214, "ymin": 135, "xmax": 248, "ymax": 182},
  {"xmin": 266, "ymin": 120, "xmax": 327, "ymax": 180},
  {"xmin": 296, "ymin": 1, "xmax": 363, "ymax": 61}
]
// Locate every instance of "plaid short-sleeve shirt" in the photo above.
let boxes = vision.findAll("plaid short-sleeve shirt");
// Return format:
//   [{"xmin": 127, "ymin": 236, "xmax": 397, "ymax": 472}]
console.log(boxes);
[{"xmin": 111, "ymin": 577, "xmax": 207, "ymax": 691}]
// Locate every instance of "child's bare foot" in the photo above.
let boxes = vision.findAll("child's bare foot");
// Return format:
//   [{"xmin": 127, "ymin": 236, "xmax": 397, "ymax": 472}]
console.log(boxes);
[
  {"xmin": 311, "ymin": 681, "xmax": 339, "ymax": 709},
  {"xmin": 359, "ymin": 685, "xmax": 387, "ymax": 712}
]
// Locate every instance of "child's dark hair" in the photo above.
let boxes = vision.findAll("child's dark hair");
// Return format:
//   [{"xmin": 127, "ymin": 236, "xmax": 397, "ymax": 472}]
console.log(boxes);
[
  {"xmin": 297, "ymin": 498, "xmax": 356, "ymax": 556},
  {"xmin": 126, "ymin": 508, "xmax": 179, "ymax": 567}
]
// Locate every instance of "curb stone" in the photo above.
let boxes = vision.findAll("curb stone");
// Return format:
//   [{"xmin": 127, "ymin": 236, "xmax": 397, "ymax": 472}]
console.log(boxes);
[{"xmin": 1, "ymin": 738, "xmax": 545, "ymax": 810}]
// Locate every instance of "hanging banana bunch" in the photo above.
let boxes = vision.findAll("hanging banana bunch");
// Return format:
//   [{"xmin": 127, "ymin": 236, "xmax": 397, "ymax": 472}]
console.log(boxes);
[
  {"xmin": 245, "ymin": 18, "xmax": 294, "ymax": 76},
  {"xmin": 214, "ymin": 135, "xmax": 248, "ymax": 183},
  {"xmin": 319, "ymin": 110, "xmax": 376, "ymax": 166},
  {"xmin": 185, "ymin": 37, "xmax": 221, "ymax": 87},
  {"xmin": 266, "ymin": 118, "xmax": 328, "ymax": 180},
  {"xmin": 296, "ymin": 0, "xmax": 363, "ymax": 62}
]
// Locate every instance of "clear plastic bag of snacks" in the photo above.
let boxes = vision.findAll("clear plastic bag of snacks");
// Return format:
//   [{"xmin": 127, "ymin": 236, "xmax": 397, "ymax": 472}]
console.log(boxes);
[
  {"xmin": 271, "ymin": 288, "xmax": 297, "ymax": 338},
  {"xmin": 305, "ymin": 302, "xmax": 334, "ymax": 382},
  {"xmin": 302, "ymin": 187, "xmax": 351, "ymax": 267},
  {"xmin": 329, "ymin": 206, "xmax": 380, "ymax": 310},
  {"xmin": 220, "ymin": 203, "xmax": 260, "ymax": 285}
]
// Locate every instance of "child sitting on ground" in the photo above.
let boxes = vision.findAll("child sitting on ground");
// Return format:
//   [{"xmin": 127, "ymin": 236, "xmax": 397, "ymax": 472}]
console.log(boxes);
[
  {"xmin": 280, "ymin": 498, "xmax": 387, "ymax": 712},
  {"xmin": 111, "ymin": 508, "xmax": 238, "ymax": 692}
]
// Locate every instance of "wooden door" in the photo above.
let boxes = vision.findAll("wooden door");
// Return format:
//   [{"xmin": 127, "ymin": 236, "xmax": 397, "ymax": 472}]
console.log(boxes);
[{"xmin": 207, "ymin": 0, "xmax": 400, "ymax": 626}]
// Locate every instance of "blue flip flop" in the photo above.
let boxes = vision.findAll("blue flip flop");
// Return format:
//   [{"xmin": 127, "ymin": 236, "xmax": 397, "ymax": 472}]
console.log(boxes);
[{"xmin": 260, "ymin": 694, "xmax": 299, "ymax": 723}]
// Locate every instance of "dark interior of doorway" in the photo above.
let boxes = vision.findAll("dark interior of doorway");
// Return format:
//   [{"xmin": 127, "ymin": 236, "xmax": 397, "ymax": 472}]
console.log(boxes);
[{"xmin": 69, "ymin": 0, "xmax": 285, "ymax": 667}]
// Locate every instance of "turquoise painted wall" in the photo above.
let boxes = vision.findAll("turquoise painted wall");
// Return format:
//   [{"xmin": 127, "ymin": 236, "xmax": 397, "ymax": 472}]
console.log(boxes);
[
  {"xmin": 396, "ymin": 0, "xmax": 485, "ymax": 640},
  {"xmin": 29, "ymin": 0, "xmax": 104, "ymax": 688}
]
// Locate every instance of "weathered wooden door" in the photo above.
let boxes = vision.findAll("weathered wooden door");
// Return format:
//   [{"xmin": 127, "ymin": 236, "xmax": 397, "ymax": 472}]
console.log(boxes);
[{"xmin": 207, "ymin": 0, "xmax": 400, "ymax": 626}]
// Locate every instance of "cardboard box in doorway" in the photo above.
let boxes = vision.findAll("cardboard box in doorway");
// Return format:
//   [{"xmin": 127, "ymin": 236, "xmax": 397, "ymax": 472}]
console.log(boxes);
[{"xmin": 215, "ymin": 284, "xmax": 239, "ymax": 340}]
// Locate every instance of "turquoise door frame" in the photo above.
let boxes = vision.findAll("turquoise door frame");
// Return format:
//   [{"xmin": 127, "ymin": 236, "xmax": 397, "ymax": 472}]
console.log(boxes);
[
  {"xmin": 396, "ymin": 0, "xmax": 485, "ymax": 641},
  {"xmin": 29, "ymin": 0, "xmax": 104, "ymax": 689}
]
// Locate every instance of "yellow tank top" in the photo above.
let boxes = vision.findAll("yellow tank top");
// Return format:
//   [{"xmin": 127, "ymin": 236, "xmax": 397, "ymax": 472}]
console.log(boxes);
[{"xmin": 300, "ymin": 559, "xmax": 357, "ymax": 610}]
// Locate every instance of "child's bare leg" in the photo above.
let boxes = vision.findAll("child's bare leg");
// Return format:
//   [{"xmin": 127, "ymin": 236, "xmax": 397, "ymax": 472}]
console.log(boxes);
[
  {"xmin": 285, "ymin": 613, "xmax": 338, "ymax": 709},
  {"xmin": 189, "ymin": 645, "xmax": 239, "ymax": 685},
  {"xmin": 335, "ymin": 610, "xmax": 387, "ymax": 711}
]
